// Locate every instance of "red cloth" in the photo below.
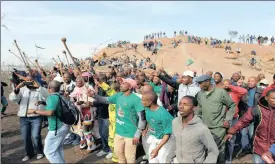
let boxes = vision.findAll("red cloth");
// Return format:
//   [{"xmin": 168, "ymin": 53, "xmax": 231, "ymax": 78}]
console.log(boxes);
[
  {"xmin": 228, "ymin": 85, "xmax": 248, "ymax": 118},
  {"xmin": 262, "ymin": 84, "xmax": 275, "ymax": 96}
]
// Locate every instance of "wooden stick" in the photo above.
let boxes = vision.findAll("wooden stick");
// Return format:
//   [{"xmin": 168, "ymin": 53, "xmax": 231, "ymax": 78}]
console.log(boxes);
[
  {"xmin": 13, "ymin": 40, "xmax": 28, "ymax": 69},
  {"xmin": 61, "ymin": 37, "xmax": 81, "ymax": 72},
  {"xmin": 8, "ymin": 49, "xmax": 23, "ymax": 62},
  {"xmin": 63, "ymin": 50, "xmax": 70, "ymax": 67},
  {"xmin": 58, "ymin": 55, "xmax": 62, "ymax": 63},
  {"xmin": 52, "ymin": 58, "xmax": 58, "ymax": 64}
]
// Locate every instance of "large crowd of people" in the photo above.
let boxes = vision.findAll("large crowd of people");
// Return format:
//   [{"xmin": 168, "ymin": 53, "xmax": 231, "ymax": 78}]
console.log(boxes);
[{"xmin": 1, "ymin": 41, "xmax": 275, "ymax": 164}]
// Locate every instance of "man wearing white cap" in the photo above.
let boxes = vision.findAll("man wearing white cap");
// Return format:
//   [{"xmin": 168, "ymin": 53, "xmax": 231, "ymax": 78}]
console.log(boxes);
[{"xmin": 157, "ymin": 69, "xmax": 200, "ymax": 105}]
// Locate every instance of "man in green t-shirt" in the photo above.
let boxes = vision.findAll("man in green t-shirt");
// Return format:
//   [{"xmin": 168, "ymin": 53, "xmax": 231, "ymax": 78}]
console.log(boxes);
[
  {"xmin": 141, "ymin": 91, "xmax": 173, "ymax": 163},
  {"xmin": 89, "ymin": 78, "xmax": 146, "ymax": 163},
  {"xmin": 28, "ymin": 80, "xmax": 70, "ymax": 163}
]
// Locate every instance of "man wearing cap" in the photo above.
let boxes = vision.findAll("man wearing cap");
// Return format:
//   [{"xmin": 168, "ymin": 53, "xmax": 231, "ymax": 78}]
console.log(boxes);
[
  {"xmin": 156, "ymin": 69, "xmax": 200, "ymax": 105},
  {"xmin": 259, "ymin": 79, "xmax": 269, "ymax": 90},
  {"xmin": 195, "ymin": 74, "xmax": 236, "ymax": 163},
  {"xmin": 88, "ymin": 78, "xmax": 146, "ymax": 163},
  {"xmin": 262, "ymin": 74, "xmax": 275, "ymax": 96}
]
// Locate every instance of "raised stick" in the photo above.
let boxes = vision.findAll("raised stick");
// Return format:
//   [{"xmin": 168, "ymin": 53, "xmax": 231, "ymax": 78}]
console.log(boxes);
[
  {"xmin": 63, "ymin": 50, "xmax": 70, "ymax": 67},
  {"xmin": 13, "ymin": 40, "xmax": 28, "ymax": 69},
  {"xmin": 8, "ymin": 49, "xmax": 23, "ymax": 62},
  {"xmin": 61, "ymin": 37, "xmax": 81, "ymax": 72}
]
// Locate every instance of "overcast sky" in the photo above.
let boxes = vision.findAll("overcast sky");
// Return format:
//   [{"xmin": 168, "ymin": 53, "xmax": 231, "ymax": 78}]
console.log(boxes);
[{"xmin": 1, "ymin": 1, "xmax": 275, "ymax": 66}]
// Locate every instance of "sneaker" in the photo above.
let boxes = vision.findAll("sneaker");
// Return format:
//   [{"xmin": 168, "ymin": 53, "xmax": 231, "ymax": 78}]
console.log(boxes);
[
  {"xmin": 96, "ymin": 150, "xmax": 108, "ymax": 157},
  {"xmin": 36, "ymin": 154, "xmax": 44, "ymax": 160},
  {"xmin": 106, "ymin": 152, "xmax": 113, "ymax": 159},
  {"xmin": 22, "ymin": 155, "xmax": 31, "ymax": 162},
  {"xmin": 80, "ymin": 140, "xmax": 87, "ymax": 149}
]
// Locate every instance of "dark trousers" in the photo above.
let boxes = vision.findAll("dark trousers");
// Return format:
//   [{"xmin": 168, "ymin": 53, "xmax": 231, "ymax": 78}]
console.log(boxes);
[
  {"xmin": 98, "ymin": 118, "xmax": 110, "ymax": 152},
  {"xmin": 20, "ymin": 117, "xmax": 43, "ymax": 156}
]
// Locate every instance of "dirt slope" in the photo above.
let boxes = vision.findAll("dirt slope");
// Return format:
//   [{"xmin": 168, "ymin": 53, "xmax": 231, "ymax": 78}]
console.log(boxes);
[{"xmin": 95, "ymin": 36, "xmax": 275, "ymax": 81}]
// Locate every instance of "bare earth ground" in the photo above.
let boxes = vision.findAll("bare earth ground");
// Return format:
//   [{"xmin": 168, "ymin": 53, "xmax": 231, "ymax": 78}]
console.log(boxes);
[{"xmin": 1, "ymin": 75, "xmax": 252, "ymax": 163}]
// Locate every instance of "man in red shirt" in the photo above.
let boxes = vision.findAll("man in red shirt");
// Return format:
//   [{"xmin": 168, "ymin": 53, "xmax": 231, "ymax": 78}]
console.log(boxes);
[
  {"xmin": 222, "ymin": 79, "xmax": 248, "ymax": 163},
  {"xmin": 262, "ymin": 74, "xmax": 275, "ymax": 96}
]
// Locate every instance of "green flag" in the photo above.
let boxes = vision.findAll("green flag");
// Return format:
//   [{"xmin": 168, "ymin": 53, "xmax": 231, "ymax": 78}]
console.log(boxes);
[{"xmin": 186, "ymin": 58, "xmax": 194, "ymax": 66}]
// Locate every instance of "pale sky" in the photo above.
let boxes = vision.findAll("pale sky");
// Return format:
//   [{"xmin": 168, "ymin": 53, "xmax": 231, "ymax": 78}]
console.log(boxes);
[{"xmin": 1, "ymin": 1, "xmax": 275, "ymax": 66}]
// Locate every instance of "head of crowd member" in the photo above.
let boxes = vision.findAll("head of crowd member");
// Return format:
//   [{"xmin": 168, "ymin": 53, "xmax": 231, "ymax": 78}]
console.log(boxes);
[
  {"xmin": 116, "ymin": 72, "xmax": 126, "ymax": 82},
  {"xmin": 24, "ymin": 75, "xmax": 39, "ymax": 90},
  {"xmin": 259, "ymin": 79, "xmax": 269, "ymax": 89},
  {"xmin": 231, "ymin": 72, "xmax": 241, "ymax": 82},
  {"xmin": 138, "ymin": 71, "xmax": 146, "ymax": 77},
  {"xmin": 176, "ymin": 75, "xmax": 183, "ymax": 84},
  {"xmin": 257, "ymin": 73, "xmax": 265, "ymax": 82},
  {"xmin": 247, "ymin": 77, "xmax": 257, "ymax": 89},
  {"xmin": 214, "ymin": 72, "xmax": 223, "ymax": 84},
  {"xmin": 141, "ymin": 91, "xmax": 158, "ymax": 108},
  {"xmin": 63, "ymin": 72, "xmax": 72, "ymax": 84},
  {"xmin": 237, "ymin": 79, "xmax": 244, "ymax": 87},
  {"xmin": 81, "ymin": 72, "xmax": 90, "ymax": 83},
  {"xmin": 206, "ymin": 71, "xmax": 213, "ymax": 77},
  {"xmin": 196, "ymin": 75, "xmax": 212, "ymax": 91},
  {"xmin": 182, "ymin": 71, "xmax": 194, "ymax": 85},
  {"xmin": 222, "ymin": 79, "xmax": 232, "ymax": 92},
  {"xmin": 73, "ymin": 70, "xmax": 81, "ymax": 79},
  {"xmin": 98, "ymin": 74, "xmax": 107, "ymax": 83},
  {"xmin": 178, "ymin": 95, "xmax": 198, "ymax": 118},
  {"xmin": 193, "ymin": 70, "xmax": 197, "ymax": 77},
  {"xmin": 136, "ymin": 76, "xmax": 146, "ymax": 86},
  {"xmin": 106, "ymin": 72, "xmax": 112, "ymax": 79},
  {"xmin": 120, "ymin": 78, "xmax": 137, "ymax": 93},
  {"xmin": 148, "ymin": 72, "xmax": 154, "ymax": 82},
  {"xmin": 265, "ymin": 89, "xmax": 275, "ymax": 108},
  {"xmin": 140, "ymin": 84, "xmax": 154, "ymax": 95},
  {"xmin": 167, "ymin": 85, "xmax": 175, "ymax": 93},
  {"xmin": 111, "ymin": 82, "xmax": 120, "ymax": 92},
  {"xmin": 48, "ymin": 80, "xmax": 61, "ymax": 94},
  {"xmin": 75, "ymin": 76, "xmax": 85, "ymax": 88},
  {"xmin": 153, "ymin": 76, "xmax": 161, "ymax": 85}
]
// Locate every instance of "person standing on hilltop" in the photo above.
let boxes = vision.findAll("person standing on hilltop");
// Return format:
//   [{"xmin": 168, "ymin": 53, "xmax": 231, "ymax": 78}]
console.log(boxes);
[
  {"xmin": 160, "ymin": 31, "xmax": 162, "ymax": 38},
  {"xmin": 174, "ymin": 31, "xmax": 176, "ymax": 37},
  {"xmin": 271, "ymin": 36, "xmax": 274, "ymax": 46}
]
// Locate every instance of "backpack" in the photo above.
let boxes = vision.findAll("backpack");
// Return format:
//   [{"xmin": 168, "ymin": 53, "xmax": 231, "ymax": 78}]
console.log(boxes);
[{"xmin": 53, "ymin": 94, "xmax": 80, "ymax": 135}]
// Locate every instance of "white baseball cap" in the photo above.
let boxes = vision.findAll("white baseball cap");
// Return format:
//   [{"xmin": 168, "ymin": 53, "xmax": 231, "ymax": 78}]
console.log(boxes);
[
  {"xmin": 259, "ymin": 79, "xmax": 269, "ymax": 85},
  {"xmin": 54, "ymin": 76, "xmax": 64, "ymax": 83},
  {"xmin": 183, "ymin": 71, "xmax": 194, "ymax": 78}
]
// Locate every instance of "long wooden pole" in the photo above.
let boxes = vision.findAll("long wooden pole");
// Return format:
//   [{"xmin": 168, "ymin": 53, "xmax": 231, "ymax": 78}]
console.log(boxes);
[
  {"xmin": 63, "ymin": 50, "xmax": 70, "ymax": 67},
  {"xmin": 8, "ymin": 49, "xmax": 23, "ymax": 62},
  {"xmin": 13, "ymin": 40, "xmax": 28, "ymax": 69},
  {"xmin": 61, "ymin": 37, "xmax": 81, "ymax": 72}
]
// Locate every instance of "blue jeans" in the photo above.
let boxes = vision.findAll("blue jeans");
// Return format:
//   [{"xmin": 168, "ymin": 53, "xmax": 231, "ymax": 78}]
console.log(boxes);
[
  {"xmin": 241, "ymin": 122, "xmax": 254, "ymax": 150},
  {"xmin": 20, "ymin": 117, "xmax": 43, "ymax": 156},
  {"xmin": 226, "ymin": 117, "xmax": 238, "ymax": 162},
  {"xmin": 44, "ymin": 124, "xmax": 70, "ymax": 163},
  {"xmin": 98, "ymin": 118, "xmax": 110, "ymax": 152},
  {"xmin": 253, "ymin": 153, "xmax": 265, "ymax": 163}
]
